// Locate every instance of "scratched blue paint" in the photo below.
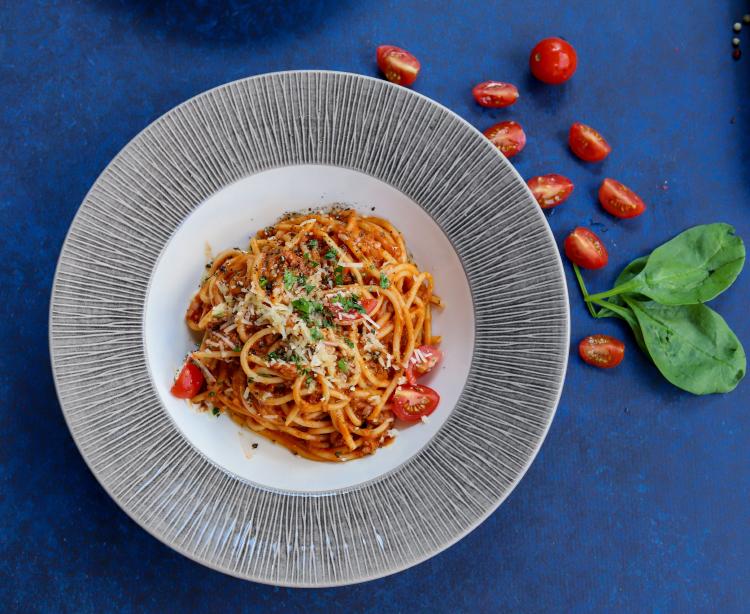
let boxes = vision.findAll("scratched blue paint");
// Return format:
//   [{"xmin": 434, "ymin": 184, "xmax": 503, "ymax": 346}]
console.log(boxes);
[{"xmin": 1, "ymin": 1, "xmax": 748, "ymax": 611}]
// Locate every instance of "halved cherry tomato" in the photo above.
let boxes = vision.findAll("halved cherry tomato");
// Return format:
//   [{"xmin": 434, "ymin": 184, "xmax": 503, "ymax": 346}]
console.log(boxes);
[
  {"xmin": 564, "ymin": 227, "xmax": 608, "ymax": 269},
  {"xmin": 598, "ymin": 178, "xmax": 646, "ymax": 219},
  {"xmin": 331, "ymin": 297, "xmax": 378, "ymax": 322},
  {"xmin": 484, "ymin": 121, "xmax": 526, "ymax": 158},
  {"xmin": 376, "ymin": 45, "xmax": 420, "ymax": 86},
  {"xmin": 405, "ymin": 344, "xmax": 443, "ymax": 384},
  {"xmin": 569, "ymin": 122, "xmax": 611, "ymax": 162},
  {"xmin": 472, "ymin": 81, "xmax": 519, "ymax": 108},
  {"xmin": 171, "ymin": 362, "xmax": 205, "ymax": 399},
  {"xmin": 527, "ymin": 174, "xmax": 574, "ymax": 209},
  {"xmin": 578, "ymin": 334, "xmax": 625, "ymax": 368},
  {"xmin": 530, "ymin": 37, "xmax": 578, "ymax": 84},
  {"xmin": 362, "ymin": 298, "xmax": 378, "ymax": 313},
  {"xmin": 389, "ymin": 384, "xmax": 440, "ymax": 422}
]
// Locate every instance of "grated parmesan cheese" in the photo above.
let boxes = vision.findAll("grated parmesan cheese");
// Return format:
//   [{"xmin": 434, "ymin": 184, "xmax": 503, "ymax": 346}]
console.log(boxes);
[
  {"xmin": 361, "ymin": 313, "xmax": 381, "ymax": 329},
  {"xmin": 214, "ymin": 332, "xmax": 236, "ymax": 348},
  {"xmin": 211, "ymin": 303, "xmax": 228, "ymax": 318},
  {"xmin": 190, "ymin": 356, "xmax": 216, "ymax": 384},
  {"xmin": 337, "ymin": 260, "xmax": 364, "ymax": 269}
]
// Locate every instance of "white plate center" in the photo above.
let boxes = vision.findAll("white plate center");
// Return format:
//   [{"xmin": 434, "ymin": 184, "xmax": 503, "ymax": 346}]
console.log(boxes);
[{"xmin": 144, "ymin": 165, "xmax": 474, "ymax": 493}]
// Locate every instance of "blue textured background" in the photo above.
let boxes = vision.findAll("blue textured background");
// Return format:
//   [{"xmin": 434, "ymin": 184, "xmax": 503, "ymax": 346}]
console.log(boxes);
[{"xmin": 2, "ymin": 1, "xmax": 749, "ymax": 611}]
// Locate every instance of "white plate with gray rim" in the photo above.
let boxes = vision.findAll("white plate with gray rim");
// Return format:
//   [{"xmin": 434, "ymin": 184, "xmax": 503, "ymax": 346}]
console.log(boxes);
[{"xmin": 49, "ymin": 70, "xmax": 569, "ymax": 587}]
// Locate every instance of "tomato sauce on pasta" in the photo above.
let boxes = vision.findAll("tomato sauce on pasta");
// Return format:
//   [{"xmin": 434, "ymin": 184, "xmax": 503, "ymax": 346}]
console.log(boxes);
[{"xmin": 173, "ymin": 209, "xmax": 442, "ymax": 462}]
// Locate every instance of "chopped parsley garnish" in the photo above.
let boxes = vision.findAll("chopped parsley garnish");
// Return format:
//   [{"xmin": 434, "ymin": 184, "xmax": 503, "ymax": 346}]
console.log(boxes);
[
  {"xmin": 332, "ymin": 294, "xmax": 365, "ymax": 313},
  {"xmin": 344, "ymin": 338, "xmax": 354, "ymax": 348},
  {"xmin": 267, "ymin": 351, "xmax": 279, "ymax": 360},
  {"xmin": 308, "ymin": 239, "xmax": 318, "ymax": 249},
  {"xmin": 292, "ymin": 297, "xmax": 324, "ymax": 323},
  {"xmin": 259, "ymin": 277, "xmax": 268, "ymax": 289},
  {"xmin": 379, "ymin": 273, "xmax": 390, "ymax": 289},
  {"xmin": 211, "ymin": 407, "xmax": 220, "ymax": 417},
  {"xmin": 208, "ymin": 391, "xmax": 216, "ymax": 397},
  {"xmin": 334, "ymin": 266, "xmax": 344, "ymax": 285},
  {"xmin": 233, "ymin": 346, "xmax": 241, "ymax": 352},
  {"xmin": 303, "ymin": 252, "xmax": 319, "ymax": 268},
  {"xmin": 283, "ymin": 269, "xmax": 296, "ymax": 290},
  {"xmin": 311, "ymin": 327, "xmax": 323, "ymax": 341},
  {"xmin": 337, "ymin": 359, "xmax": 349, "ymax": 373},
  {"xmin": 304, "ymin": 284, "xmax": 315, "ymax": 294},
  {"xmin": 324, "ymin": 249, "xmax": 337, "ymax": 260},
  {"xmin": 305, "ymin": 374, "xmax": 314, "ymax": 386}
]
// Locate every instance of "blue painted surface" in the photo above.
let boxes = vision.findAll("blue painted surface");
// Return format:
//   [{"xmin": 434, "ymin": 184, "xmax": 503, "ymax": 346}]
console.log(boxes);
[{"xmin": 1, "ymin": 1, "xmax": 749, "ymax": 611}]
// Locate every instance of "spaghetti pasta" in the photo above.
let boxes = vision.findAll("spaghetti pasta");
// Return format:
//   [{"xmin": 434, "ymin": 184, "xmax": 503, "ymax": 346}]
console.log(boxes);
[{"xmin": 176, "ymin": 208, "xmax": 442, "ymax": 462}]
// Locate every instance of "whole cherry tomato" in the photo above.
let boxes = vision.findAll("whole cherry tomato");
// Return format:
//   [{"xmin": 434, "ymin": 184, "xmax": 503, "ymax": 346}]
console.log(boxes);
[
  {"xmin": 530, "ymin": 37, "xmax": 578, "ymax": 84},
  {"xmin": 376, "ymin": 45, "xmax": 420, "ymax": 86},
  {"xmin": 483, "ymin": 121, "xmax": 526, "ymax": 158},
  {"xmin": 578, "ymin": 334, "xmax": 625, "ymax": 368},
  {"xmin": 564, "ymin": 227, "xmax": 608, "ymax": 269},
  {"xmin": 569, "ymin": 122, "xmax": 612, "ymax": 162},
  {"xmin": 472, "ymin": 81, "xmax": 519, "ymax": 107},
  {"xmin": 527, "ymin": 174, "xmax": 574, "ymax": 209},
  {"xmin": 598, "ymin": 178, "xmax": 646, "ymax": 219}
]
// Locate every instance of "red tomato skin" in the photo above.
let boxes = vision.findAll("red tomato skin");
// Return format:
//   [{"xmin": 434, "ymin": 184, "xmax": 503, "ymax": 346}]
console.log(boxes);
[
  {"xmin": 598, "ymin": 178, "xmax": 647, "ymax": 219},
  {"xmin": 332, "ymin": 297, "xmax": 378, "ymax": 322},
  {"xmin": 472, "ymin": 81, "xmax": 519, "ymax": 108},
  {"xmin": 564, "ymin": 227, "xmax": 609, "ymax": 270},
  {"xmin": 405, "ymin": 345, "xmax": 443, "ymax": 384},
  {"xmin": 529, "ymin": 37, "xmax": 578, "ymax": 84},
  {"xmin": 389, "ymin": 384, "xmax": 440, "ymax": 422},
  {"xmin": 483, "ymin": 121, "xmax": 526, "ymax": 158},
  {"xmin": 569, "ymin": 123, "xmax": 612, "ymax": 162},
  {"xmin": 527, "ymin": 174, "xmax": 574, "ymax": 209},
  {"xmin": 362, "ymin": 298, "xmax": 378, "ymax": 314},
  {"xmin": 578, "ymin": 335, "xmax": 625, "ymax": 368},
  {"xmin": 171, "ymin": 362, "xmax": 205, "ymax": 399},
  {"xmin": 376, "ymin": 45, "xmax": 421, "ymax": 86}
]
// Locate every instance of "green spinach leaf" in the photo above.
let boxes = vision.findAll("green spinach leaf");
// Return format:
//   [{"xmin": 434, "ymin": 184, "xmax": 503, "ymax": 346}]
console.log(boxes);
[
  {"xmin": 596, "ymin": 255, "xmax": 649, "ymax": 318},
  {"xmin": 591, "ymin": 256, "xmax": 648, "ymax": 351},
  {"xmin": 623, "ymin": 296, "xmax": 746, "ymax": 394},
  {"xmin": 589, "ymin": 224, "xmax": 745, "ymax": 305},
  {"xmin": 591, "ymin": 296, "xmax": 647, "ymax": 352}
]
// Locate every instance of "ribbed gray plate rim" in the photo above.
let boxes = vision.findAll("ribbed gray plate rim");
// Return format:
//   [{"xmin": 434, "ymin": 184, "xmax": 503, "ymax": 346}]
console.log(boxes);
[{"xmin": 49, "ymin": 70, "xmax": 569, "ymax": 587}]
